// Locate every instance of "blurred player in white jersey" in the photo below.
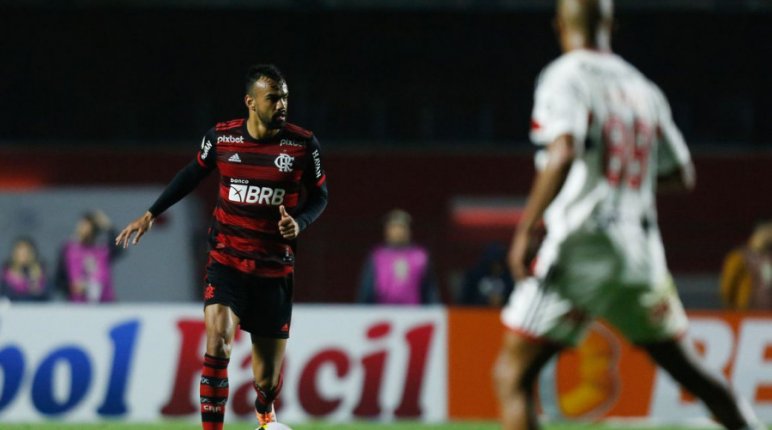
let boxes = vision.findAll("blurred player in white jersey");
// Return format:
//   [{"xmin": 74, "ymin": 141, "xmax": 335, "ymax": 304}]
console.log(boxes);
[{"xmin": 494, "ymin": 1, "xmax": 764, "ymax": 429}]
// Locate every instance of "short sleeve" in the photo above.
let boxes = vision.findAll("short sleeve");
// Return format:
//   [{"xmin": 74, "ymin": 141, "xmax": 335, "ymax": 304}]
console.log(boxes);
[
  {"xmin": 653, "ymin": 85, "xmax": 691, "ymax": 175},
  {"xmin": 303, "ymin": 136, "xmax": 327, "ymax": 188},
  {"xmin": 530, "ymin": 63, "xmax": 590, "ymax": 149},
  {"xmin": 196, "ymin": 128, "xmax": 218, "ymax": 171}
]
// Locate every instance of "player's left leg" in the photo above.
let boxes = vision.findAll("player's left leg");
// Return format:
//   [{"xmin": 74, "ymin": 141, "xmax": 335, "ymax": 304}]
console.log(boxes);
[
  {"xmin": 250, "ymin": 335, "xmax": 286, "ymax": 426},
  {"xmin": 643, "ymin": 339, "xmax": 764, "ymax": 430},
  {"xmin": 245, "ymin": 274, "xmax": 293, "ymax": 427},
  {"xmin": 605, "ymin": 275, "xmax": 764, "ymax": 430}
]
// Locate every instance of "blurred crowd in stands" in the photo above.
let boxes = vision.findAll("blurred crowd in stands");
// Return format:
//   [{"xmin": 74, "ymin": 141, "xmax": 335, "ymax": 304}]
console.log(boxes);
[
  {"xmin": 3, "ymin": 207, "xmax": 770, "ymax": 310},
  {"xmin": 1, "ymin": 210, "xmax": 122, "ymax": 303}
]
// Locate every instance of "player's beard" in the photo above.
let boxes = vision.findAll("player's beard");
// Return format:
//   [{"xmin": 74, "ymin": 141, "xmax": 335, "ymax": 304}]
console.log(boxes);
[{"xmin": 260, "ymin": 110, "xmax": 287, "ymax": 130}]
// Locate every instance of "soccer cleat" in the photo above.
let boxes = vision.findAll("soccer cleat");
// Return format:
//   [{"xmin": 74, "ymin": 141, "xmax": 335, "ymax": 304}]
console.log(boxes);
[{"xmin": 255, "ymin": 403, "xmax": 276, "ymax": 427}]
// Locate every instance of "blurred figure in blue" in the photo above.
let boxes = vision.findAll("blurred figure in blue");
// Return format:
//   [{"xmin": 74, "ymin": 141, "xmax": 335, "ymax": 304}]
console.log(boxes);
[
  {"xmin": 1, "ymin": 236, "xmax": 49, "ymax": 301},
  {"xmin": 358, "ymin": 209, "xmax": 439, "ymax": 305},
  {"xmin": 459, "ymin": 242, "xmax": 513, "ymax": 307}
]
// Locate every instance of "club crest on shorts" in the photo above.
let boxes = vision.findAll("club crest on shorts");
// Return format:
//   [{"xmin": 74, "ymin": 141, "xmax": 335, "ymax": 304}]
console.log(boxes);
[{"xmin": 274, "ymin": 153, "xmax": 294, "ymax": 173}]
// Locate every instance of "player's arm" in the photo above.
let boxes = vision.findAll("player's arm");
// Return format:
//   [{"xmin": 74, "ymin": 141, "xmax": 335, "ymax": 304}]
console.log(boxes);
[
  {"xmin": 654, "ymin": 86, "xmax": 696, "ymax": 193},
  {"xmin": 509, "ymin": 63, "xmax": 586, "ymax": 280},
  {"xmin": 116, "ymin": 130, "xmax": 217, "ymax": 248},
  {"xmin": 278, "ymin": 136, "xmax": 329, "ymax": 239},
  {"xmin": 657, "ymin": 163, "xmax": 695, "ymax": 193},
  {"xmin": 508, "ymin": 134, "xmax": 575, "ymax": 280}
]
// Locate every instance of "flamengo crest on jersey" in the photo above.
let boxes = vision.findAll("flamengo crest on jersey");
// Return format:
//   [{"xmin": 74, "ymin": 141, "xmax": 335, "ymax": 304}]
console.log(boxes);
[{"xmin": 274, "ymin": 153, "xmax": 294, "ymax": 172}]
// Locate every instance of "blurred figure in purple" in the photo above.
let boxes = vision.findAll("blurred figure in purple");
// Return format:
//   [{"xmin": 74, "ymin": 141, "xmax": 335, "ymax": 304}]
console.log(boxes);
[
  {"xmin": 1, "ymin": 236, "xmax": 49, "ymax": 302},
  {"xmin": 358, "ymin": 209, "xmax": 439, "ymax": 305},
  {"xmin": 56, "ymin": 210, "xmax": 123, "ymax": 302}
]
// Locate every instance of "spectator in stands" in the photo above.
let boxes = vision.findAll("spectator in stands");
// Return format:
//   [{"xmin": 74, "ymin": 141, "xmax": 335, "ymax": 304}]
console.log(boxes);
[
  {"xmin": 1, "ymin": 236, "xmax": 49, "ymax": 301},
  {"xmin": 358, "ymin": 209, "xmax": 439, "ymax": 305},
  {"xmin": 57, "ymin": 210, "xmax": 123, "ymax": 302},
  {"xmin": 459, "ymin": 242, "xmax": 513, "ymax": 306},
  {"xmin": 720, "ymin": 219, "xmax": 772, "ymax": 309}
]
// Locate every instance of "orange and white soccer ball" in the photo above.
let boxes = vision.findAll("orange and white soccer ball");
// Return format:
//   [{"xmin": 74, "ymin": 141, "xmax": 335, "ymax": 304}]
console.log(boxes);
[{"xmin": 259, "ymin": 423, "xmax": 292, "ymax": 430}]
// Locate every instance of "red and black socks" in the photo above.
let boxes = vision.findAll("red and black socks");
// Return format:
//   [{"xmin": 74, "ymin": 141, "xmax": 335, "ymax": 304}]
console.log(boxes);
[
  {"xmin": 254, "ymin": 374, "xmax": 283, "ymax": 413},
  {"xmin": 200, "ymin": 354, "xmax": 230, "ymax": 430}
]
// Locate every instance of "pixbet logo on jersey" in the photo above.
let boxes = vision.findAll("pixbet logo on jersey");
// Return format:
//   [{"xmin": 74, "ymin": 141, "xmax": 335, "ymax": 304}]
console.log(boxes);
[
  {"xmin": 217, "ymin": 135, "xmax": 244, "ymax": 144},
  {"xmin": 228, "ymin": 179, "xmax": 285, "ymax": 205}
]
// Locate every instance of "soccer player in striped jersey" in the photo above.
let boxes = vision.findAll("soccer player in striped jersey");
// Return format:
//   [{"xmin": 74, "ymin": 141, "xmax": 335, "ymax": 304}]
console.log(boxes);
[
  {"xmin": 116, "ymin": 64, "xmax": 328, "ymax": 430},
  {"xmin": 494, "ymin": 1, "xmax": 763, "ymax": 429}
]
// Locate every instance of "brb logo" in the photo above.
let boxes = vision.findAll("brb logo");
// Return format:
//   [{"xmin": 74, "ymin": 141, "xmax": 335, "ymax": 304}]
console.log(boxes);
[{"xmin": 228, "ymin": 179, "xmax": 285, "ymax": 205}]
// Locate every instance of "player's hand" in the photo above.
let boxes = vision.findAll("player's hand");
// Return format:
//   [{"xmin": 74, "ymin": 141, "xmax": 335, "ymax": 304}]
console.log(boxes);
[
  {"xmin": 278, "ymin": 205, "xmax": 299, "ymax": 239},
  {"xmin": 508, "ymin": 230, "xmax": 531, "ymax": 281},
  {"xmin": 115, "ymin": 211, "xmax": 154, "ymax": 248}
]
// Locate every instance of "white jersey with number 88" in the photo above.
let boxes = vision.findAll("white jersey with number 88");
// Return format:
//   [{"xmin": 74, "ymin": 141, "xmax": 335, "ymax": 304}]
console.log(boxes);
[{"xmin": 530, "ymin": 50, "xmax": 690, "ymax": 252}]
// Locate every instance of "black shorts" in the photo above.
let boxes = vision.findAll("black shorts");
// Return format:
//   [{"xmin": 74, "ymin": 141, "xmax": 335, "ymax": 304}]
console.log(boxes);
[{"xmin": 204, "ymin": 262, "xmax": 293, "ymax": 339}]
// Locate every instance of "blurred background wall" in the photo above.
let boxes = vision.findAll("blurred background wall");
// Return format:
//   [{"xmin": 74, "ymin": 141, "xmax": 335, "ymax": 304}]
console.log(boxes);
[{"xmin": 2, "ymin": 0, "xmax": 771, "ymax": 307}]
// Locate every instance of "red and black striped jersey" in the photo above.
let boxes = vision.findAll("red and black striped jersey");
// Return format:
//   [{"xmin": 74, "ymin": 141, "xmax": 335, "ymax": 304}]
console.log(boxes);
[{"xmin": 196, "ymin": 118, "xmax": 327, "ymax": 277}]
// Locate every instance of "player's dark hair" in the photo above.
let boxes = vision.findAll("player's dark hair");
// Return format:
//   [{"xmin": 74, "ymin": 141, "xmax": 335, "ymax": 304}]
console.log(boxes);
[{"xmin": 245, "ymin": 64, "xmax": 286, "ymax": 94}]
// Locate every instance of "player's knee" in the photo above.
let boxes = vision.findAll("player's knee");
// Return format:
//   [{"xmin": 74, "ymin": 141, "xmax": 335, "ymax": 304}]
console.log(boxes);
[
  {"xmin": 494, "ymin": 336, "xmax": 546, "ymax": 396},
  {"xmin": 493, "ymin": 351, "xmax": 530, "ymax": 398},
  {"xmin": 206, "ymin": 326, "xmax": 236, "ymax": 356},
  {"xmin": 492, "ymin": 354, "xmax": 512, "ymax": 398},
  {"xmin": 207, "ymin": 337, "xmax": 232, "ymax": 357}
]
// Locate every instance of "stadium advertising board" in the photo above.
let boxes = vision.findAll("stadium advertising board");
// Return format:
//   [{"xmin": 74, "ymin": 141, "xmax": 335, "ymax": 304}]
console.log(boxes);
[
  {"xmin": 1, "ymin": 305, "xmax": 770, "ymax": 424},
  {"xmin": 448, "ymin": 310, "xmax": 772, "ymax": 423},
  {"xmin": 0, "ymin": 304, "xmax": 446, "ymax": 423}
]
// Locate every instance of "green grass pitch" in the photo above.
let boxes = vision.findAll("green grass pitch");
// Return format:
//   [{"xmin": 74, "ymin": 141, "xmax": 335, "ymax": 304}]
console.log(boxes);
[{"xmin": 0, "ymin": 422, "xmax": 733, "ymax": 430}]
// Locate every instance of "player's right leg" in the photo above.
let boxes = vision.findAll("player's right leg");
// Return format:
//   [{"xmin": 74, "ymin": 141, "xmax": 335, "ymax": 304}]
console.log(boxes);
[
  {"xmin": 497, "ymin": 277, "xmax": 587, "ymax": 430},
  {"xmin": 200, "ymin": 303, "xmax": 240, "ymax": 430},
  {"xmin": 642, "ymin": 339, "xmax": 764, "ymax": 430},
  {"xmin": 494, "ymin": 331, "xmax": 561, "ymax": 430}
]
